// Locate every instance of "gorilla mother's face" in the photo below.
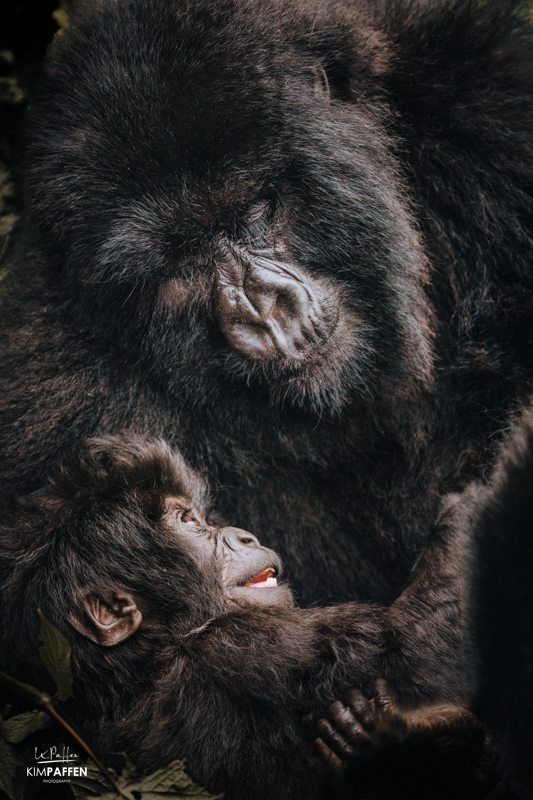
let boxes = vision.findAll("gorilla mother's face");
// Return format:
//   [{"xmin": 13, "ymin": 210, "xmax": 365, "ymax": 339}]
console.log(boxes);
[{"xmin": 25, "ymin": 0, "xmax": 432, "ymax": 414}]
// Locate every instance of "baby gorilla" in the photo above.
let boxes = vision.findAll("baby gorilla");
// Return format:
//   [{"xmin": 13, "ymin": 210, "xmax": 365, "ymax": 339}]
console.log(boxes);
[
  {"xmin": 0, "ymin": 435, "xmax": 389, "ymax": 800},
  {"xmin": 316, "ymin": 683, "xmax": 512, "ymax": 800},
  {"xmin": 2, "ymin": 436, "xmax": 493, "ymax": 800}
]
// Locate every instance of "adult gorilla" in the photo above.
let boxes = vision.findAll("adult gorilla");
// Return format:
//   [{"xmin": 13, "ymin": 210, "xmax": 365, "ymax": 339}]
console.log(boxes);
[{"xmin": 1, "ymin": 0, "xmax": 533, "ymax": 698}]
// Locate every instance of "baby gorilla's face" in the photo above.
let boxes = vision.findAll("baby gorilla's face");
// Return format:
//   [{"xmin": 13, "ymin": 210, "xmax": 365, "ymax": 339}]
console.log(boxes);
[{"xmin": 163, "ymin": 498, "xmax": 294, "ymax": 608}]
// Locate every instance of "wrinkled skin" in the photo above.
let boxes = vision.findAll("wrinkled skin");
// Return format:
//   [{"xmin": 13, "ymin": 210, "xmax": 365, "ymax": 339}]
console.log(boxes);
[{"xmin": 215, "ymin": 242, "xmax": 338, "ymax": 364}]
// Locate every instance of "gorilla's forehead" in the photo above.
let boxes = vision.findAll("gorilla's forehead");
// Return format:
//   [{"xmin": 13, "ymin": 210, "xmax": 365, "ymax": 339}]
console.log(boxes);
[
  {"xmin": 43, "ymin": 0, "xmax": 312, "ymax": 165},
  {"xmin": 27, "ymin": 0, "xmax": 395, "ymax": 241}
]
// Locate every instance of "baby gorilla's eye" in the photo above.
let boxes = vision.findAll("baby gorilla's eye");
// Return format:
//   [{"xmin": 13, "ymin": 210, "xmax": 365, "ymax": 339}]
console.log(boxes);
[{"xmin": 182, "ymin": 511, "xmax": 200, "ymax": 526}]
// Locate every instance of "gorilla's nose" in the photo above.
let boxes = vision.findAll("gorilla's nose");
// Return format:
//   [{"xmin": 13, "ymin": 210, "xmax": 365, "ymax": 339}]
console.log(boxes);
[
  {"xmin": 215, "ymin": 243, "xmax": 328, "ymax": 363},
  {"xmin": 220, "ymin": 527, "xmax": 262, "ymax": 552}
]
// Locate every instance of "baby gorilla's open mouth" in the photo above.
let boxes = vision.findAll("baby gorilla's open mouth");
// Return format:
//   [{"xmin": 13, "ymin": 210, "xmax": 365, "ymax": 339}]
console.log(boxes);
[{"xmin": 242, "ymin": 567, "xmax": 278, "ymax": 587}]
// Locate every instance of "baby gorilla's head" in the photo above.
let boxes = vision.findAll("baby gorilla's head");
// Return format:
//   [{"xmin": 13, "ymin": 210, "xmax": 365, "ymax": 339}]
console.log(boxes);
[{"xmin": 0, "ymin": 435, "xmax": 292, "ymax": 686}]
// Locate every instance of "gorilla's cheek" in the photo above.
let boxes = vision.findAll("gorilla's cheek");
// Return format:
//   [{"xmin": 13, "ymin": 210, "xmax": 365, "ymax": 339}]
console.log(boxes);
[{"xmin": 215, "ymin": 243, "xmax": 337, "ymax": 364}]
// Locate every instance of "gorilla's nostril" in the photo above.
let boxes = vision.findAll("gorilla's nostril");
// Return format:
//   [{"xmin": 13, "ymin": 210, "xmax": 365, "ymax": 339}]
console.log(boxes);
[{"xmin": 274, "ymin": 290, "xmax": 297, "ymax": 317}]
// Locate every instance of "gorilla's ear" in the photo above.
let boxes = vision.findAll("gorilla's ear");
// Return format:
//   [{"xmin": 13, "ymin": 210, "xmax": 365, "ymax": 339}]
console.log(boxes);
[
  {"xmin": 68, "ymin": 591, "xmax": 142, "ymax": 646},
  {"xmin": 299, "ymin": 13, "xmax": 390, "ymax": 102}
]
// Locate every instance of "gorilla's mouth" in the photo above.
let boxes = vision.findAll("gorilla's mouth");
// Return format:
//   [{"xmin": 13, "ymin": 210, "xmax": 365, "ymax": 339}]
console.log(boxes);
[{"xmin": 243, "ymin": 567, "xmax": 278, "ymax": 587}]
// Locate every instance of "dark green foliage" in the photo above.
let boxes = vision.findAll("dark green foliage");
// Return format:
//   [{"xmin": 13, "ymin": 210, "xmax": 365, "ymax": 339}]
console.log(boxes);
[
  {"xmin": 37, "ymin": 610, "xmax": 74, "ymax": 702},
  {"xmin": 0, "ymin": 614, "xmax": 222, "ymax": 800}
]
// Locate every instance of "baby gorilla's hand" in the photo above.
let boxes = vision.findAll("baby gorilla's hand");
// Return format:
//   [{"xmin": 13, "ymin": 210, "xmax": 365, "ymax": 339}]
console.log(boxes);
[
  {"xmin": 315, "ymin": 680, "xmax": 486, "ymax": 800},
  {"xmin": 315, "ymin": 679, "xmax": 407, "ymax": 772}
]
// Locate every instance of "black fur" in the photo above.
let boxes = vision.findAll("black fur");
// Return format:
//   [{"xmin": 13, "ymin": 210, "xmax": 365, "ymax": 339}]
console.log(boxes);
[
  {"xmin": 0, "ymin": 436, "xmax": 468, "ymax": 800},
  {"xmin": 2, "ymin": 0, "xmax": 533, "ymax": 698},
  {"xmin": 312, "ymin": 407, "xmax": 533, "ymax": 798},
  {"xmin": 466, "ymin": 408, "xmax": 533, "ymax": 792},
  {"xmin": 313, "ymin": 409, "xmax": 533, "ymax": 798}
]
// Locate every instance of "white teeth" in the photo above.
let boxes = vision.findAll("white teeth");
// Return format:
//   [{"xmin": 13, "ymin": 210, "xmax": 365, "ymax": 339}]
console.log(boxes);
[{"xmin": 252, "ymin": 577, "xmax": 278, "ymax": 588}]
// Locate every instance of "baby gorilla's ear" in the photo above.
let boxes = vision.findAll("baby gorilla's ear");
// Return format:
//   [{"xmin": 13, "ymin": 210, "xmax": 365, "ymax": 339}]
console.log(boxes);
[{"xmin": 68, "ymin": 591, "xmax": 142, "ymax": 646}]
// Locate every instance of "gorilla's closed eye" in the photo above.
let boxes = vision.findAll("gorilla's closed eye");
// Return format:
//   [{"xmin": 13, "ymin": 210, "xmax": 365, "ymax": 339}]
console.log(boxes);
[{"xmin": 182, "ymin": 511, "xmax": 200, "ymax": 525}]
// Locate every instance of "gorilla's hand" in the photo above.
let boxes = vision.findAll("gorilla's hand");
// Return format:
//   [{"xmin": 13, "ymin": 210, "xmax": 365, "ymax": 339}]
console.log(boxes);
[{"xmin": 316, "ymin": 680, "xmax": 485, "ymax": 800}]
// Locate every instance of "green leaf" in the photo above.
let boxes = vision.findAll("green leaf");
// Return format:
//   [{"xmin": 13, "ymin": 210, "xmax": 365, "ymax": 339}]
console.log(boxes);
[
  {"xmin": 10, "ymin": 770, "xmax": 28, "ymax": 800},
  {"xmin": 0, "ymin": 711, "xmax": 51, "ymax": 744},
  {"xmin": 128, "ymin": 758, "xmax": 224, "ymax": 797},
  {"xmin": 0, "ymin": 708, "xmax": 47, "ymax": 800},
  {"xmin": 70, "ymin": 756, "xmax": 224, "ymax": 800},
  {"xmin": 37, "ymin": 609, "xmax": 74, "ymax": 701},
  {"xmin": 69, "ymin": 761, "xmax": 114, "ymax": 800},
  {"xmin": 0, "ymin": 736, "xmax": 16, "ymax": 800}
]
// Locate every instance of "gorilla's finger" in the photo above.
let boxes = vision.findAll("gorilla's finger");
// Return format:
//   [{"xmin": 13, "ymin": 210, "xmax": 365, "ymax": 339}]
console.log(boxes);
[
  {"xmin": 324, "ymin": 700, "xmax": 373, "ymax": 748},
  {"xmin": 343, "ymin": 688, "xmax": 379, "ymax": 731},
  {"xmin": 314, "ymin": 737, "xmax": 344, "ymax": 772},
  {"xmin": 316, "ymin": 717, "xmax": 355, "ymax": 759},
  {"xmin": 374, "ymin": 678, "xmax": 396, "ymax": 709}
]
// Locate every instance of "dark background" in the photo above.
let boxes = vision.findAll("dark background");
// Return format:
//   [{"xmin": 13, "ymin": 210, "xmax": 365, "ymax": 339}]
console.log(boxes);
[{"xmin": 0, "ymin": 0, "xmax": 61, "ymax": 262}]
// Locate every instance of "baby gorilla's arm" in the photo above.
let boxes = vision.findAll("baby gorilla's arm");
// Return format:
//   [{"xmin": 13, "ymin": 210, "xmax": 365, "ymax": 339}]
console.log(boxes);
[{"xmin": 315, "ymin": 681, "xmax": 507, "ymax": 800}]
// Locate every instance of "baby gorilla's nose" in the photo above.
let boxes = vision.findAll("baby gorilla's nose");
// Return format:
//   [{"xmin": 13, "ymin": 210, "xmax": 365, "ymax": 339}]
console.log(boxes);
[
  {"xmin": 220, "ymin": 528, "xmax": 291, "ymax": 606},
  {"xmin": 220, "ymin": 527, "xmax": 262, "ymax": 552}
]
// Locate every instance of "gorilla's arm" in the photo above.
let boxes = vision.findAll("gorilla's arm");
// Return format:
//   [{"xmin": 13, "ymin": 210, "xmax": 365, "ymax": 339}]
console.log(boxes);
[
  {"xmin": 96, "ymin": 603, "xmax": 386, "ymax": 800},
  {"xmin": 100, "ymin": 574, "xmax": 467, "ymax": 800},
  {"xmin": 386, "ymin": 495, "xmax": 470, "ymax": 705}
]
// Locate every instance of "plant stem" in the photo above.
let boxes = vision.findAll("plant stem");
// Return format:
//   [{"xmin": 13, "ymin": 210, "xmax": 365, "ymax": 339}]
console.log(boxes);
[{"xmin": 44, "ymin": 702, "xmax": 129, "ymax": 799}]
